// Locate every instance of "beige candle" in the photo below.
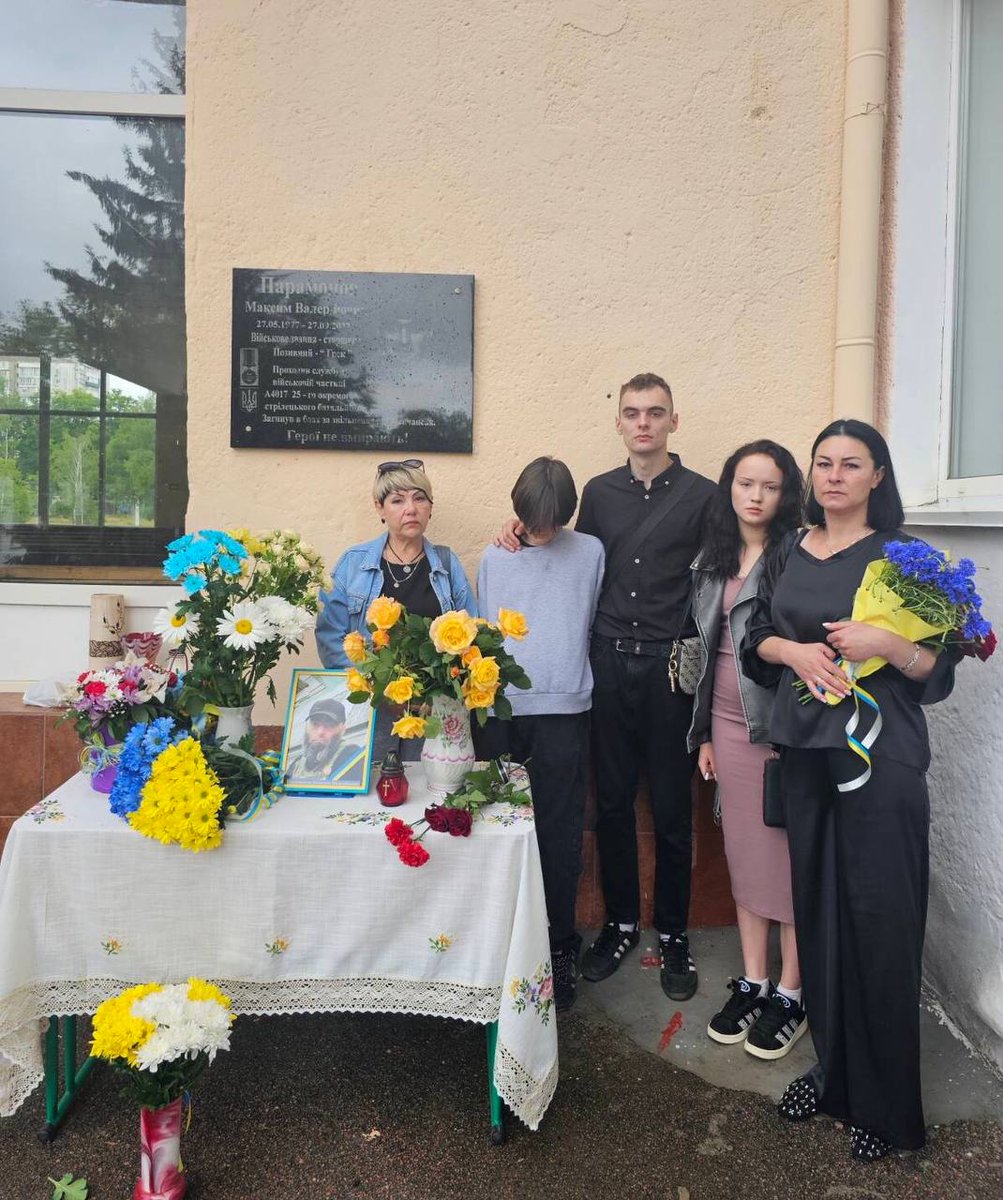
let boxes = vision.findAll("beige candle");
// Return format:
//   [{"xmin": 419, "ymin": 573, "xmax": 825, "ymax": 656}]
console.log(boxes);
[{"xmin": 88, "ymin": 593, "xmax": 125, "ymax": 670}]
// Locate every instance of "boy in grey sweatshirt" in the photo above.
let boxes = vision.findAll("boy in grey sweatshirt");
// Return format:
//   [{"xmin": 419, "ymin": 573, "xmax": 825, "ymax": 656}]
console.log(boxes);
[{"xmin": 477, "ymin": 457, "xmax": 604, "ymax": 1011}]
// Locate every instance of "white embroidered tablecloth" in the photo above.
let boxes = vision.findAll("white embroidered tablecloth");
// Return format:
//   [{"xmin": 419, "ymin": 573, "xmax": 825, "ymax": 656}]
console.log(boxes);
[{"xmin": 0, "ymin": 766, "xmax": 557, "ymax": 1129}]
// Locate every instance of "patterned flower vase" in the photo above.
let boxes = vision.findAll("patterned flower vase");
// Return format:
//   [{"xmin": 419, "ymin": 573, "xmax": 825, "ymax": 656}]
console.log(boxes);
[
  {"xmin": 211, "ymin": 704, "xmax": 254, "ymax": 748},
  {"xmin": 420, "ymin": 694, "xmax": 474, "ymax": 798},
  {"xmin": 133, "ymin": 1097, "xmax": 187, "ymax": 1200},
  {"xmin": 84, "ymin": 724, "xmax": 123, "ymax": 794}
]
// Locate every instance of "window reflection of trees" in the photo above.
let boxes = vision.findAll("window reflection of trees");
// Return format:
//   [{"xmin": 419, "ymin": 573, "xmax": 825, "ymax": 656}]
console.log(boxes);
[{"xmin": 0, "ymin": 20, "xmax": 186, "ymax": 566}]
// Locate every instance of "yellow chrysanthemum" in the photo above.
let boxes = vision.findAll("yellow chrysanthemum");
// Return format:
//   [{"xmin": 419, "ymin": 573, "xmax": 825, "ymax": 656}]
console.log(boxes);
[{"xmin": 187, "ymin": 977, "xmax": 233, "ymax": 1012}]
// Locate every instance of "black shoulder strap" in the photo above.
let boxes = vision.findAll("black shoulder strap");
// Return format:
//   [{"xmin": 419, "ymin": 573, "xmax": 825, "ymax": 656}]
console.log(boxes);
[{"xmin": 602, "ymin": 470, "xmax": 698, "ymax": 595}]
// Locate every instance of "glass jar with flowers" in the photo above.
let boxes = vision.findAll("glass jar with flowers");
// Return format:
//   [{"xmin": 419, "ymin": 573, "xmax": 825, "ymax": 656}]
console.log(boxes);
[
  {"xmin": 59, "ymin": 657, "xmax": 179, "ymax": 792},
  {"xmin": 344, "ymin": 599, "xmax": 531, "ymax": 795},
  {"xmin": 152, "ymin": 528, "xmax": 327, "ymax": 744}
]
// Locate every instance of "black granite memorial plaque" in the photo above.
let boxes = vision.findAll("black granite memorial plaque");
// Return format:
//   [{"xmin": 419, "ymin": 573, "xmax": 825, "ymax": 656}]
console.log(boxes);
[{"xmin": 231, "ymin": 268, "xmax": 473, "ymax": 451}]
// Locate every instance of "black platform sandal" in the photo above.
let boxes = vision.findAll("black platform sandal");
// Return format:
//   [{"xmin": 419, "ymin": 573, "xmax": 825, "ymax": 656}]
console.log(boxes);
[
  {"xmin": 777, "ymin": 1074, "xmax": 818, "ymax": 1121},
  {"xmin": 849, "ymin": 1126, "xmax": 892, "ymax": 1162}
]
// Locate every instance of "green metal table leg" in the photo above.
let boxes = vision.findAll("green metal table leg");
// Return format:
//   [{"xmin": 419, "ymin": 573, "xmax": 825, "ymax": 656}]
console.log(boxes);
[
  {"xmin": 38, "ymin": 1016, "xmax": 96, "ymax": 1143},
  {"xmin": 485, "ymin": 1020, "xmax": 506, "ymax": 1145}
]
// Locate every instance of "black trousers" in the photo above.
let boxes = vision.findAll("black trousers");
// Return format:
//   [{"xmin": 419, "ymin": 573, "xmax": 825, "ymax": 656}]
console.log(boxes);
[
  {"xmin": 589, "ymin": 638, "xmax": 697, "ymax": 934},
  {"xmin": 783, "ymin": 748, "xmax": 929, "ymax": 1150},
  {"xmin": 474, "ymin": 712, "xmax": 589, "ymax": 952}
]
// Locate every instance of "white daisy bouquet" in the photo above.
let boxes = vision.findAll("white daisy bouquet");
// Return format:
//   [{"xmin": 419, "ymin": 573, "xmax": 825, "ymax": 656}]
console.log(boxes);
[
  {"xmin": 154, "ymin": 528, "xmax": 326, "ymax": 715},
  {"xmin": 91, "ymin": 978, "xmax": 234, "ymax": 1109}
]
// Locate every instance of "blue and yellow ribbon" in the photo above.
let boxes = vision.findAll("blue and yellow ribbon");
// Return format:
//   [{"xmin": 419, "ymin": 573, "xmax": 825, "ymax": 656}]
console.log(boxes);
[
  {"xmin": 834, "ymin": 662, "xmax": 883, "ymax": 793},
  {"xmin": 221, "ymin": 746, "xmax": 284, "ymax": 821}
]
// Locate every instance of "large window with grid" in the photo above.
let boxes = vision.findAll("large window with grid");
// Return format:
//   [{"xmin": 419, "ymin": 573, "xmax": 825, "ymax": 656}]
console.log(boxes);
[{"xmin": 0, "ymin": 0, "xmax": 187, "ymax": 573}]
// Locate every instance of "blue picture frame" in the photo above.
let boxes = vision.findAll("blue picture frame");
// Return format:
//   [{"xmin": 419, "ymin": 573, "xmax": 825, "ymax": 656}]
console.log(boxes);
[{"xmin": 280, "ymin": 668, "xmax": 376, "ymax": 795}]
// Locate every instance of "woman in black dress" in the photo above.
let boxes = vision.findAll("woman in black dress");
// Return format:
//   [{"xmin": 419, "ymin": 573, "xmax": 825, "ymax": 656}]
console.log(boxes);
[{"xmin": 741, "ymin": 419, "xmax": 959, "ymax": 1161}]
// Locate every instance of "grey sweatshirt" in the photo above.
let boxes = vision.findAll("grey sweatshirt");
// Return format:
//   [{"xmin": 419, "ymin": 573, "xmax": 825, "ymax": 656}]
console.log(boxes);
[{"xmin": 477, "ymin": 529, "xmax": 605, "ymax": 716}]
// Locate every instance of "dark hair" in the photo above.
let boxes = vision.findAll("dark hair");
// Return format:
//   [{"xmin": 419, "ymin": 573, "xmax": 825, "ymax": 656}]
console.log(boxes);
[
  {"xmin": 700, "ymin": 440, "xmax": 804, "ymax": 580},
  {"xmin": 805, "ymin": 418, "xmax": 904, "ymax": 530},
  {"xmin": 511, "ymin": 457, "xmax": 578, "ymax": 533},
  {"xmin": 619, "ymin": 372, "xmax": 672, "ymax": 407}
]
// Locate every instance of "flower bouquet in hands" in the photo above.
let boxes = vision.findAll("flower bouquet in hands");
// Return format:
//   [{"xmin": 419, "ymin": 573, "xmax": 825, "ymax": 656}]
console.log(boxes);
[
  {"xmin": 154, "ymin": 528, "xmax": 327, "ymax": 716},
  {"xmin": 91, "ymin": 978, "xmax": 234, "ymax": 1200},
  {"xmin": 343, "ymin": 599, "xmax": 532, "ymax": 737},
  {"xmin": 797, "ymin": 537, "xmax": 995, "ymax": 708}
]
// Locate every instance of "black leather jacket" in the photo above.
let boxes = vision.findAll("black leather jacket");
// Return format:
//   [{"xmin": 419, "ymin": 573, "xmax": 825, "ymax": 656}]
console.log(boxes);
[{"xmin": 686, "ymin": 553, "xmax": 776, "ymax": 752}]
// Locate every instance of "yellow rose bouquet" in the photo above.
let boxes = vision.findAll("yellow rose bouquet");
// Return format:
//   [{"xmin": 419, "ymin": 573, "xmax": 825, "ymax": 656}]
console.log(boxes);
[{"xmin": 343, "ymin": 600, "xmax": 532, "ymax": 736}]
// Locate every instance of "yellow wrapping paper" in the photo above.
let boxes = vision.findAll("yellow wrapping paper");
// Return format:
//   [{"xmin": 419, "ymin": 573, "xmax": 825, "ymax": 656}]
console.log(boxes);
[{"xmin": 821, "ymin": 559, "xmax": 951, "ymax": 705}]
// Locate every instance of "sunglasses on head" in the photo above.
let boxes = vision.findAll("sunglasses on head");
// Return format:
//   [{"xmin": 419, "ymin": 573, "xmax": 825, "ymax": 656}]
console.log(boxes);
[{"xmin": 376, "ymin": 458, "xmax": 425, "ymax": 474}]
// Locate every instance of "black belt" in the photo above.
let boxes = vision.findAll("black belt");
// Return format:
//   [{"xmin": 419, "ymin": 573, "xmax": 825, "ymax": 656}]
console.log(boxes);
[{"xmin": 596, "ymin": 635, "xmax": 673, "ymax": 658}]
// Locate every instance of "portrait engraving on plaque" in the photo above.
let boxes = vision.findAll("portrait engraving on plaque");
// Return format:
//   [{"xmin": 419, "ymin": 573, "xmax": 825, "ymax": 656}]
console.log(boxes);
[{"xmin": 231, "ymin": 268, "xmax": 473, "ymax": 452}]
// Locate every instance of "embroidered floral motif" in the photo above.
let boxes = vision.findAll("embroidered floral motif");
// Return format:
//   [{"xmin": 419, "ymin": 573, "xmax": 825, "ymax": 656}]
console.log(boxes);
[
  {"xmin": 482, "ymin": 806, "xmax": 535, "ymax": 826},
  {"xmin": 28, "ymin": 798, "xmax": 66, "ymax": 824},
  {"xmin": 101, "ymin": 938, "xmax": 123, "ymax": 955},
  {"xmin": 265, "ymin": 938, "xmax": 289, "ymax": 956},
  {"xmin": 324, "ymin": 811, "xmax": 391, "ymax": 825},
  {"xmin": 428, "ymin": 934, "xmax": 453, "ymax": 953},
  {"xmin": 509, "ymin": 963, "xmax": 554, "ymax": 1024}
]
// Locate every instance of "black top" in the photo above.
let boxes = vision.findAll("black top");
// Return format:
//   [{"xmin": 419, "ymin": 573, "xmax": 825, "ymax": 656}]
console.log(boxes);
[
  {"xmin": 741, "ymin": 529, "xmax": 959, "ymax": 771},
  {"xmin": 380, "ymin": 555, "xmax": 441, "ymax": 619},
  {"xmin": 576, "ymin": 456, "xmax": 715, "ymax": 641}
]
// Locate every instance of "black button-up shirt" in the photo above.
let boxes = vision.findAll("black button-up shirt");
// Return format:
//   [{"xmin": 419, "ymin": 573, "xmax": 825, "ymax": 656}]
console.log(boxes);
[{"xmin": 576, "ymin": 456, "xmax": 715, "ymax": 641}]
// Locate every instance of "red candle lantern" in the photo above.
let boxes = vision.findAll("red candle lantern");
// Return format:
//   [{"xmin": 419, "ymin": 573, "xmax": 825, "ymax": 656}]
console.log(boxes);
[{"xmin": 377, "ymin": 750, "xmax": 409, "ymax": 807}]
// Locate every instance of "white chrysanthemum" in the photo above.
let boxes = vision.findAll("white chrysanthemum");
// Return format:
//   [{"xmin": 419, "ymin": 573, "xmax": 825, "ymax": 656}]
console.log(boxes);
[
  {"xmin": 131, "ymin": 985, "xmax": 232, "ymax": 1072},
  {"xmin": 215, "ymin": 600, "xmax": 275, "ymax": 650},
  {"xmin": 256, "ymin": 595, "xmax": 313, "ymax": 644},
  {"xmin": 153, "ymin": 604, "xmax": 201, "ymax": 648}
]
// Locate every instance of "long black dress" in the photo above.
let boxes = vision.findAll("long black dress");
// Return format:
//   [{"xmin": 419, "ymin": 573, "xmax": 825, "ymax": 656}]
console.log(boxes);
[{"xmin": 741, "ymin": 529, "xmax": 958, "ymax": 1150}]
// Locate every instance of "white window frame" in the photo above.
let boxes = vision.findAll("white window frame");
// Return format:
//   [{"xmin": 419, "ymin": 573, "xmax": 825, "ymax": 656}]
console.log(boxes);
[{"xmin": 890, "ymin": 0, "xmax": 1003, "ymax": 526}]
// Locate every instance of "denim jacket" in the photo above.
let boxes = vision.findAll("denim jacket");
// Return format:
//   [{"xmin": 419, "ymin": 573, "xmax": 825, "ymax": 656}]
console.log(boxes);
[
  {"xmin": 686, "ymin": 553, "xmax": 775, "ymax": 752},
  {"xmin": 315, "ymin": 534, "xmax": 477, "ymax": 668}
]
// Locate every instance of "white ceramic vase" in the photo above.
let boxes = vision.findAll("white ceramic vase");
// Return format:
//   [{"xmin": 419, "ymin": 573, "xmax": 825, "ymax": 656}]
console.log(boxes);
[
  {"xmin": 420, "ymin": 693, "xmax": 474, "ymax": 797},
  {"xmin": 212, "ymin": 704, "xmax": 254, "ymax": 747}
]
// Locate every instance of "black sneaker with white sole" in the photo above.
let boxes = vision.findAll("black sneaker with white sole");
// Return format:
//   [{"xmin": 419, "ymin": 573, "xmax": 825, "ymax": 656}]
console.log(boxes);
[
  {"xmin": 744, "ymin": 988, "xmax": 807, "ymax": 1060},
  {"xmin": 659, "ymin": 932, "xmax": 698, "ymax": 1001},
  {"xmin": 707, "ymin": 977, "xmax": 768, "ymax": 1044},
  {"xmin": 580, "ymin": 923, "xmax": 639, "ymax": 982}
]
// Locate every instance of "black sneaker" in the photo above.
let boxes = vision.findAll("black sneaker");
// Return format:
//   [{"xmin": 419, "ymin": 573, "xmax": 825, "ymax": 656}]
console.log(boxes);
[
  {"xmin": 707, "ymin": 977, "xmax": 768, "ymax": 1044},
  {"xmin": 552, "ymin": 945, "xmax": 579, "ymax": 1012},
  {"xmin": 849, "ymin": 1126, "xmax": 892, "ymax": 1162},
  {"xmin": 580, "ymin": 923, "xmax": 639, "ymax": 982},
  {"xmin": 744, "ymin": 988, "xmax": 807, "ymax": 1060},
  {"xmin": 659, "ymin": 933, "xmax": 698, "ymax": 1000}
]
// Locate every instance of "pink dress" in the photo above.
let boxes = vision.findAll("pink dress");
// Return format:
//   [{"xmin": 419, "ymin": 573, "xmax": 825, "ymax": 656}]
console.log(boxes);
[{"xmin": 710, "ymin": 576, "xmax": 794, "ymax": 924}]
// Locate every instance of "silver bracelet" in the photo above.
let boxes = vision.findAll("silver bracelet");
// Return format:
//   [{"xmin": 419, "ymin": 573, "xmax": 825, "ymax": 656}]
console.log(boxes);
[{"xmin": 899, "ymin": 646, "xmax": 921, "ymax": 674}]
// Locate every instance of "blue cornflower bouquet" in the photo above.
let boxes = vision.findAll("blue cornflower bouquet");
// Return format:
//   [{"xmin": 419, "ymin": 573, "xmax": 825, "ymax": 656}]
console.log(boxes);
[
  {"xmin": 153, "ymin": 529, "xmax": 327, "ymax": 714},
  {"xmin": 800, "ymin": 536, "xmax": 995, "ymax": 709}
]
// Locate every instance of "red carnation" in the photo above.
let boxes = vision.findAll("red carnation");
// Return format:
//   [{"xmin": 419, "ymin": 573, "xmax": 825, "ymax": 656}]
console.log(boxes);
[
  {"xmin": 424, "ymin": 805, "xmax": 451, "ymax": 833},
  {"xmin": 444, "ymin": 808, "xmax": 473, "ymax": 837},
  {"xmin": 83, "ymin": 681, "xmax": 107, "ymax": 697},
  {"xmin": 384, "ymin": 818, "xmax": 412, "ymax": 847},
  {"xmin": 77, "ymin": 672, "xmax": 88, "ymax": 683},
  {"xmin": 398, "ymin": 839, "xmax": 430, "ymax": 867},
  {"xmin": 976, "ymin": 629, "xmax": 997, "ymax": 661}
]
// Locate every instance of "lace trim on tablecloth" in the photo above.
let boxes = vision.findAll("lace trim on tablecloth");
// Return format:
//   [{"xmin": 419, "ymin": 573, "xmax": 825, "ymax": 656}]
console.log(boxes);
[
  {"xmin": 0, "ymin": 975, "xmax": 507, "ymax": 1118},
  {"xmin": 493, "ymin": 1039, "xmax": 559, "ymax": 1132}
]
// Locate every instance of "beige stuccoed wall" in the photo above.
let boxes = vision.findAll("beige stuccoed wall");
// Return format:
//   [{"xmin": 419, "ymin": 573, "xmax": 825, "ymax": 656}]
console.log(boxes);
[{"xmin": 185, "ymin": 0, "xmax": 845, "ymax": 714}]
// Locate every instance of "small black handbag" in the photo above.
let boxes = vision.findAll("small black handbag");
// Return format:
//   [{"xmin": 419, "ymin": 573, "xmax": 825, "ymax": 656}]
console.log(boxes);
[{"xmin": 762, "ymin": 753, "xmax": 785, "ymax": 829}]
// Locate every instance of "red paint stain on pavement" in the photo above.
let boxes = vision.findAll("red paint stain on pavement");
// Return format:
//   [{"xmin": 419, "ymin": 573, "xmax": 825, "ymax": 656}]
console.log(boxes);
[
  {"xmin": 639, "ymin": 955, "xmax": 661, "ymax": 968},
  {"xmin": 658, "ymin": 1011, "xmax": 684, "ymax": 1053}
]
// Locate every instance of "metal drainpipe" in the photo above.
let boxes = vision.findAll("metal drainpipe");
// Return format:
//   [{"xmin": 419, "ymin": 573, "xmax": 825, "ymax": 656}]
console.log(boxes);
[{"xmin": 832, "ymin": 0, "xmax": 890, "ymax": 422}]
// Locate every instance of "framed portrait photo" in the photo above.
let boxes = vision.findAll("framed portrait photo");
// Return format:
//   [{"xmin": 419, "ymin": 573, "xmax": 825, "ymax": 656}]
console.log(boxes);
[{"xmin": 280, "ymin": 668, "xmax": 377, "ymax": 795}]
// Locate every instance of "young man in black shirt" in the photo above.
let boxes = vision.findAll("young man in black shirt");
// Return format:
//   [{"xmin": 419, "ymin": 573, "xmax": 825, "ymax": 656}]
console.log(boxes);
[{"xmin": 503, "ymin": 373, "xmax": 715, "ymax": 998}]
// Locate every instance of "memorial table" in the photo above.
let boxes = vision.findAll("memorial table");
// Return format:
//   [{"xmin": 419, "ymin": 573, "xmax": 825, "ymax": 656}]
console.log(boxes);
[{"xmin": 0, "ymin": 766, "xmax": 557, "ymax": 1141}]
